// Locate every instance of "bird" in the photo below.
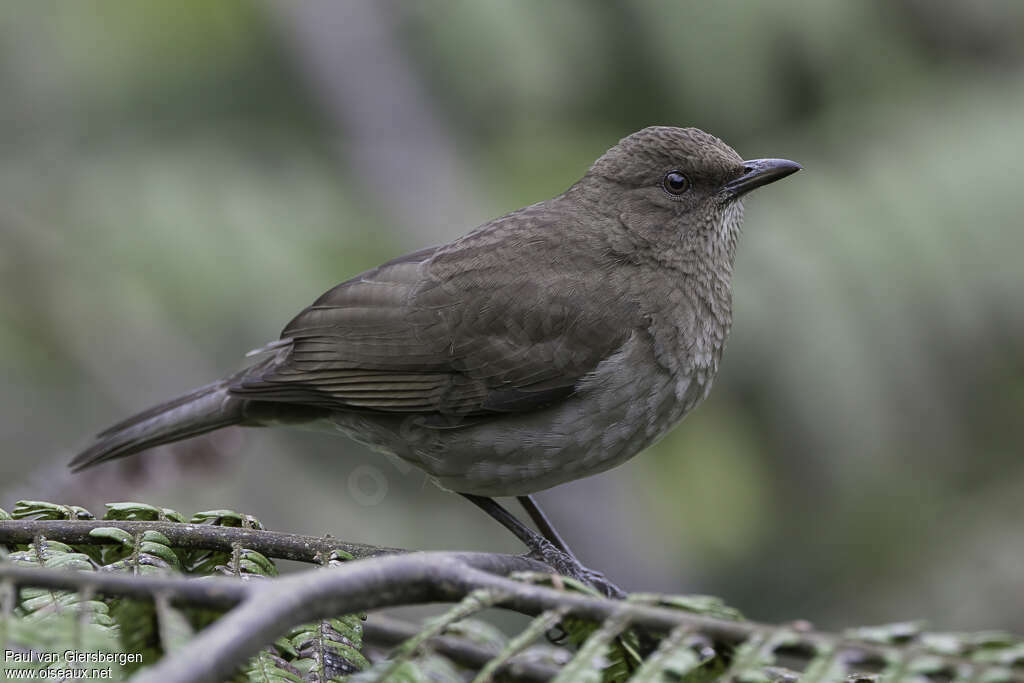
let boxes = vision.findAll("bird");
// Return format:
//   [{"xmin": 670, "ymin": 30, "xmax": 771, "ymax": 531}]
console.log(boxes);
[{"xmin": 70, "ymin": 126, "xmax": 800, "ymax": 596}]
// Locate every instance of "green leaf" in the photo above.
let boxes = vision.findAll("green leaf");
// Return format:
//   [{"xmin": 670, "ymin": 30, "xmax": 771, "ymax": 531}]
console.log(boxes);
[
  {"xmin": 237, "ymin": 549, "xmax": 278, "ymax": 577},
  {"xmin": 12, "ymin": 501, "xmax": 93, "ymax": 520},
  {"xmin": 88, "ymin": 527, "xmax": 135, "ymax": 547},
  {"xmin": 1, "ymin": 615, "xmax": 126, "ymax": 679},
  {"xmin": 154, "ymin": 594, "xmax": 194, "ymax": 655},
  {"xmin": 845, "ymin": 621, "xmax": 924, "ymax": 645},
  {"xmin": 439, "ymin": 618, "xmax": 506, "ymax": 653},
  {"xmin": 472, "ymin": 608, "xmax": 568, "ymax": 683},
  {"xmin": 191, "ymin": 509, "xmax": 264, "ymax": 529},
  {"xmin": 629, "ymin": 626, "xmax": 704, "ymax": 683},
  {"xmin": 552, "ymin": 610, "xmax": 634, "ymax": 683},
  {"xmin": 721, "ymin": 631, "xmax": 775, "ymax": 681},
  {"xmin": 243, "ymin": 648, "xmax": 304, "ymax": 683},
  {"xmin": 349, "ymin": 653, "xmax": 462, "ymax": 683},
  {"xmin": 798, "ymin": 641, "xmax": 845, "ymax": 683},
  {"xmin": 627, "ymin": 592, "xmax": 744, "ymax": 621},
  {"xmin": 110, "ymin": 597, "xmax": 160, "ymax": 673},
  {"xmin": 287, "ymin": 615, "xmax": 369, "ymax": 680},
  {"xmin": 104, "ymin": 502, "xmax": 183, "ymax": 522}
]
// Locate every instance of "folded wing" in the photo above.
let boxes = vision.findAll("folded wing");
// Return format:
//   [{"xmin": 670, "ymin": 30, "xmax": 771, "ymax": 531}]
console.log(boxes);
[{"xmin": 231, "ymin": 209, "xmax": 633, "ymax": 417}]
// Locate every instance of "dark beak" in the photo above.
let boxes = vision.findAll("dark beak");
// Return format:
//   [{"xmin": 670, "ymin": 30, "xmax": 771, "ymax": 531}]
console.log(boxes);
[{"xmin": 722, "ymin": 158, "xmax": 802, "ymax": 198}]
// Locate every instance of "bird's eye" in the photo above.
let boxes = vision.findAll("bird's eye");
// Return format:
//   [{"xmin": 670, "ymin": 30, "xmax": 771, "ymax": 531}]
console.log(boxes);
[{"xmin": 662, "ymin": 170, "xmax": 690, "ymax": 196}]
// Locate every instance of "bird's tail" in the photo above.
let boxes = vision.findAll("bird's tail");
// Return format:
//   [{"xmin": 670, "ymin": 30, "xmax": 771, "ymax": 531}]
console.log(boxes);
[{"xmin": 69, "ymin": 376, "xmax": 247, "ymax": 472}]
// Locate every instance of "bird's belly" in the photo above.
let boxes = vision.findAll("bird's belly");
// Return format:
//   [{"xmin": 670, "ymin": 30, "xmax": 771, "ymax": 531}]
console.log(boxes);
[
  {"xmin": 327, "ymin": 333, "xmax": 705, "ymax": 496},
  {"xmin": 437, "ymin": 375, "xmax": 684, "ymax": 496}
]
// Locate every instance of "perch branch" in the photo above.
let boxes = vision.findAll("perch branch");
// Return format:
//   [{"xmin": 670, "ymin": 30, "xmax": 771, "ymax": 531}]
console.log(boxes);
[
  {"xmin": 128, "ymin": 552, "xmax": 763, "ymax": 683},
  {"xmin": 127, "ymin": 553, "xmax": 1018, "ymax": 683},
  {"xmin": 4, "ymin": 528, "xmax": 1016, "ymax": 683}
]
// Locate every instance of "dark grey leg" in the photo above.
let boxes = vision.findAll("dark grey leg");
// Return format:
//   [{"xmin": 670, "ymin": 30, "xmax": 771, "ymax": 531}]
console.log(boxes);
[
  {"xmin": 517, "ymin": 494, "xmax": 576, "ymax": 560},
  {"xmin": 460, "ymin": 494, "xmax": 540, "ymax": 548},
  {"xmin": 459, "ymin": 494, "xmax": 625, "ymax": 599}
]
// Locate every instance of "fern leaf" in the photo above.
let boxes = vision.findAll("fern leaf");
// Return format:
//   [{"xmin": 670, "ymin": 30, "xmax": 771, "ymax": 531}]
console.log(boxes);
[
  {"xmin": 797, "ymin": 641, "xmax": 844, "ymax": 683},
  {"xmin": 629, "ymin": 625, "xmax": 705, "ymax": 682},
  {"xmin": 472, "ymin": 608, "xmax": 569, "ymax": 683},
  {"xmin": 104, "ymin": 502, "xmax": 186, "ymax": 523},
  {"xmin": 12, "ymin": 500, "xmax": 93, "ymax": 520},
  {"xmin": 349, "ymin": 653, "xmax": 462, "ymax": 683},
  {"xmin": 154, "ymin": 593, "xmax": 194, "ymax": 655},
  {"xmin": 243, "ymin": 648, "xmax": 304, "ymax": 683},
  {"xmin": 552, "ymin": 610, "xmax": 633, "ymax": 683},
  {"xmin": 627, "ymin": 593, "xmax": 744, "ymax": 621},
  {"xmin": 288, "ymin": 614, "xmax": 369, "ymax": 681}
]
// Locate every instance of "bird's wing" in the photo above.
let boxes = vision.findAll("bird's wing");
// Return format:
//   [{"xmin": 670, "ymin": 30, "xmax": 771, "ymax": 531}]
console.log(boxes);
[{"xmin": 231, "ymin": 208, "xmax": 634, "ymax": 416}]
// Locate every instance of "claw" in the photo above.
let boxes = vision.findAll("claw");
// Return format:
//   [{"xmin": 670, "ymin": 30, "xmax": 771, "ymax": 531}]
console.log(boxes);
[{"xmin": 527, "ymin": 537, "xmax": 626, "ymax": 599}]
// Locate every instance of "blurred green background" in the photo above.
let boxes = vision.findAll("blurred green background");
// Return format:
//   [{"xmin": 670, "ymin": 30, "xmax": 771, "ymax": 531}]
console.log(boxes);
[{"xmin": 3, "ymin": 1, "xmax": 1023, "ymax": 632}]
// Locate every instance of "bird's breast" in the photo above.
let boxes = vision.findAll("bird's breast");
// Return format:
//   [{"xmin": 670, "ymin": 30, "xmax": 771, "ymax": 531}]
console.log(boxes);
[{"xmin": 643, "ymin": 279, "xmax": 732, "ymax": 405}]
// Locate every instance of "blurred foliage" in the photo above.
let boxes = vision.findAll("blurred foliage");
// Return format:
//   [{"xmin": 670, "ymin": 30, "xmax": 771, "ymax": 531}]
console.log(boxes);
[{"xmin": 2, "ymin": 0, "xmax": 1023, "ymax": 638}]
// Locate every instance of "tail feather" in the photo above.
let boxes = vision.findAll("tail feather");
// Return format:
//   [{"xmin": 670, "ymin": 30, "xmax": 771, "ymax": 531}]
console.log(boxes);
[{"xmin": 69, "ymin": 378, "xmax": 246, "ymax": 472}]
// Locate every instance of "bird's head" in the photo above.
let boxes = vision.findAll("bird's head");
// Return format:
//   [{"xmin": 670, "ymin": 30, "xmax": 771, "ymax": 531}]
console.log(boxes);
[{"xmin": 574, "ymin": 126, "xmax": 800, "ymax": 263}]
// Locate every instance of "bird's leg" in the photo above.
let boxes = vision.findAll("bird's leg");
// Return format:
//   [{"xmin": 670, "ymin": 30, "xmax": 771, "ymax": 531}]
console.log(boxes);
[
  {"xmin": 516, "ymin": 494, "xmax": 575, "ymax": 559},
  {"xmin": 459, "ymin": 494, "xmax": 625, "ymax": 599},
  {"xmin": 514, "ymin": 494, "xmax": 660, "ymax": 656}
]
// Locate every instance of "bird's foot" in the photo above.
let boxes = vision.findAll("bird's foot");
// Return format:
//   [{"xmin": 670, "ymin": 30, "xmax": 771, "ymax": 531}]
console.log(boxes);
[{"xmin": 525, "ymin": 537, "xmax": 626, "ymax": 599}]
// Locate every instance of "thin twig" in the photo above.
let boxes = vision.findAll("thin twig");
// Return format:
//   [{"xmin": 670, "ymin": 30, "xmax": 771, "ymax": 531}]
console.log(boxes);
[
  {"xmin": 0, "ymin": 563, "xmax": 250, "ymax": 609},
  {"xmin": 0, "ymin": 519, "xmax": 400, "ymax": 562}
]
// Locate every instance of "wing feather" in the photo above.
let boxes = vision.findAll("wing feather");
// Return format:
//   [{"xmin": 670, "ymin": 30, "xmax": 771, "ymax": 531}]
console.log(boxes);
[{"xmin": 231, "ymin": 205, "xmax": 635, "ymax": 415}]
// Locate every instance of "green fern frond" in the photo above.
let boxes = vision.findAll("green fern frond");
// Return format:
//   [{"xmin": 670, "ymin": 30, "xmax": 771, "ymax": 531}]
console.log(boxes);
[
  {"xmin": 4, "ymin": 499, "xmax": 1022, "ymax": 683},
  {"xmin": 242, "ymin": 648, "xmax": 305, "ymax": 683},
  {"xmin": 109, "ymin": 597, "xmax": 160, "ymax": 673},
  {"xmin": 191, "ymin": 509, "xmax": 266, "ymax": 529},
  {"xmin": 11, "ymin": 500, "xmax": 94, "ymax": 521},
  {"xmin": 510, "ymin": 572, "xmax": 646, "ymax": 682},
  {"xmin": 627, "ymin": 593, "xmax": 743, "ymax": 621},
  {"xmin": 629, "ymin": 626, "xmax": 705, "ymax": 682},
  {"xmin": 1, "ymin": 615, "xmax": 127, "ymax": 681},
  {"xmin": 472, "ymin": 608, "xmax": 568, "ymax": 683},
  {"xmin": 104, "ymin": 502, "xmax": 187, "ymax": 523},
  {"xmin": 1, "ymin": 530, "xmax": 128, "ymax": 680},
  {"xmin": 553, "ymin": 609, "xmax": 635, "ymax": 683},
  {"xmin": 7, "ymin": 538, "xmax": 110, "ymax": 631},
  {"xmin": 185, "ymin": 507, "xmax": 275, "ymax": 578},
  {"xmin": 286, "ymin": 615, "xmax": 369, "ymax": 680},
  {"xmin": 369, "ymin": 587, "xmax": 507, "ymax": 680},
  {"xmin": 349, "ymin": 652, "xmax": 463, "ymax": 683}
]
